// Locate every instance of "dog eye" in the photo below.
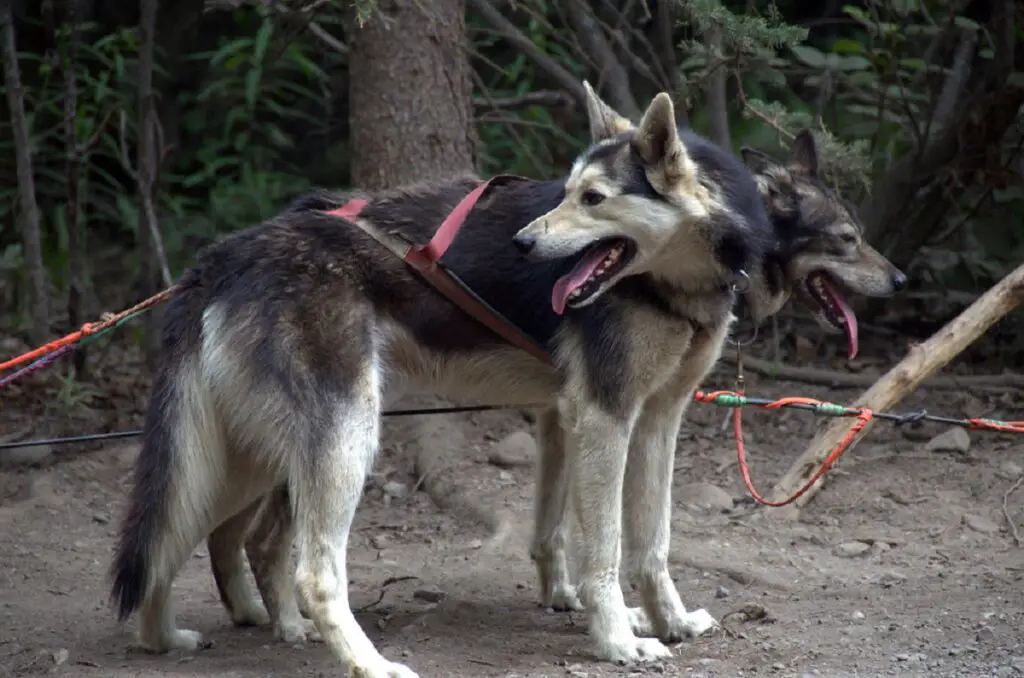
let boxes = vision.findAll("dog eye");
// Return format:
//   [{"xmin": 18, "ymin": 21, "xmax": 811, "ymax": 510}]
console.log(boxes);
[
  {"xmin": 840, "ymin": 232, "xmax": 858, "ymax": 244},
  {"xmin": 581, "ymin": 190, "xmax": 606, "ymax": 207}
]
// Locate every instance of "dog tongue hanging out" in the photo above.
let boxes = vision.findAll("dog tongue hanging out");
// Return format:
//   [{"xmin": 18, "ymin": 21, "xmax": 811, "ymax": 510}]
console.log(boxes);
[{"xmin": 550, "ymin": 239, "xmax": 634, "ymax": 315}]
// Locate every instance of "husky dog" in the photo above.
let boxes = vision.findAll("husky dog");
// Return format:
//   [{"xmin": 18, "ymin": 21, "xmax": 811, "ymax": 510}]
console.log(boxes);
[
  {"xmin": 108, "ymin": 82, "xmax": 890, "ymax": 677},
  {"xmin": 739, "ymin": 132, "xmax": 906, "ymax": 359},
  {"xmin": 206, "ymin": 128, "xmax": 907, "ymax": 645},
  {"xmin": 512, "ymin": 130, "xmax": 908, "ymax": 624}
]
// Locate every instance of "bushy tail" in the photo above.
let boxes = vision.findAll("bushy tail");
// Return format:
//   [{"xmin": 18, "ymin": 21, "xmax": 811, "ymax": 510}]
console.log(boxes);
[{"xmin": 109, "ymin": 367, "xmax": 179, "ymax": 621}]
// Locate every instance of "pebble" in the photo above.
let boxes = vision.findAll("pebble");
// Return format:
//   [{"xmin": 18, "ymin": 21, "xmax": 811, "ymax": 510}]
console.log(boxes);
[
  {"xmin": 851, "ymin": 610, "xmax": 865, "ymax": 621},
  {"xmin": 963, "ymin": 513, "xmax": 1001, "ymax": 535},
  {"xmin": 834, "ymin": 541, "xmax": 871, "ymax": 558},
  {"xmin": 370, "ymin": 534, "xmax": 390, "ymax": 550},
  {"xmin": 487, "ymin": 431, "xmax": 537, "ymax": 468},
  {"xmin": 715, "ymin": 585, "xmax": 730, "ymax": 599},
  {"xmin": 976, "ymin": 626, "xmax": 995, "ymax": 642},
  {"xmin": 678, "ymin": 482, "xmax": 734, "ymax": 512},
  {"xmin": 0, "ymin": 442, "xmax": 52, "ymax": 468},
  {"xmin": 413, "ymin": 585, "xmax": 446, "ymax": 603},
  {"xmin": 382, "ymin": 481, "xmax": 408, "ymax": 499},
  {"xmin": 924, "ymin": 427, "xmax": 971, "ymax": 454},
  {"xmin": 999, "ymin": 461, "xmax": 1023, "ymax": 479}
]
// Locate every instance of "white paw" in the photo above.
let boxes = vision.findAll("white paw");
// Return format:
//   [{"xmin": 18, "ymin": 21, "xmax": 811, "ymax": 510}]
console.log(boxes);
[
  {"xmin": 275, "ymin": 617, "xmax": 322, "ymax": 644},
  {"xmin": 350, "ymin": 658, "xmax": 420, "ymax": 678},
  {"xmin": 140, "ymin": 628, "xmax": 203, "ymax": 653},
  {"xmin": 541, "ymin": 583, "xmax": 583, "ymax": 612},
  {"xmin": 231, "ymin": 601, "xmax": 271, "ymax": 627},
  {"xmin": 627, "ymin": 606, "xmax": 654, "ymax": 637},
  {"xmin": 595, "ymin": 633, "xmax": 672, "ymax": 664},
  {"xmin": 678, "ymin": 608, "xmax": 718, "ymax": 638}
]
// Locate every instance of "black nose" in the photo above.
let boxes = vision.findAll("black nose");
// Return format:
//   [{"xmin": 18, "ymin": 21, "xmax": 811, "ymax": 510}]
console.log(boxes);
[
  {"xmin": 513, "ymin": 232, "xmax": 536, "ymax": 255},
  {"xmin": 892, "ymin": 271, "xmax": 907, "ymax": 292}
]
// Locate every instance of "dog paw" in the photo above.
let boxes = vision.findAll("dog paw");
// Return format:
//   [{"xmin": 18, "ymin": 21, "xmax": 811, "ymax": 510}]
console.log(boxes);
[
  {"xmin": 658, "ymin": 607, "xmax": 719, "ymax": 642},
  {"xmin": 275, "ymin": 617, "xmax": 322, "ymax": 644},
  {"xmin": 350, "ymin": 658, "xmax": 420, "ymax": 678},
  {"xmin": 627, "ymin": 606, "xmax": 654, "ymax": 637},
  {"xmin": 231, "ymin": 601, "xmax": 271, "ymax": 627},
  {"xmin": 595, "ymin": 634, "xmax": 672, "ymax": 664},
  {"xmin": 540, "ymin": 583, "xmax": 583, "ymax": 612},
  {"xmin": 140, "ymin": 628, "xmax": 203, "ymax": 653}
]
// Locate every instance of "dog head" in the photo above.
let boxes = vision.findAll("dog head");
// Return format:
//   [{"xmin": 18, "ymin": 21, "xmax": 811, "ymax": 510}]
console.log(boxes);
[
  {"xmin": 513, "ymin": 82, "xmax": 733, "ymax": 315},
  {"xmin": 741, "ymin": 131, "xmax": 907, "ymax": 358}
]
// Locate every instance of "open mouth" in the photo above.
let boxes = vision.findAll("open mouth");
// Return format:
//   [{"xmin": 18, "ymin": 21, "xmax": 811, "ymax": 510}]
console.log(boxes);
[
  {"xmin": 805, "ymin": 272, "xmax": 859, "ymax": 359},
  {"xmin": 551, "ymin": 238, "xmax": 637, "ymax": 315}
]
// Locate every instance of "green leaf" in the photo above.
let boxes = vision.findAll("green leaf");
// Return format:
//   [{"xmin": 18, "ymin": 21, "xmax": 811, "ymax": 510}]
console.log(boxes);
[
  {"xmin": 791, "ymin": 44, "xmax": 826, "ymax": 68},
  {"xmin": 838, "ymin": 55, "xmax": 871, "ymax": 71},
  {"xmin": 953, "ymin": 16, "xmax": 981, "ymax": 32},
  {"xmin": 252, "ymin": 18, "xmax": 274, "ymax": 64},
  {"xmin": 244, "ymin": 68, "xmax": 262, "ymax": 108},
  {"xmin": 831, "ymin": 39, "xmax": 864, "ymax": 54}
]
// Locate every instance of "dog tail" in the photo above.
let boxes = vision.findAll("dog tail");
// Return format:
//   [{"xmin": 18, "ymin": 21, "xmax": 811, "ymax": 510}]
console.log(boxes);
[
  {"xmin": 109, "ymin": 363, "xmax": 180, "ymax": 620},
  {"xmin": 110, "ymin": 281, "xmax": 209, "ymax": 621}
]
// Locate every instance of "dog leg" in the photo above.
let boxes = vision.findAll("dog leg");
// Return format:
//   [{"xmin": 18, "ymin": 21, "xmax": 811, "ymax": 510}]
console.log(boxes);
[
  {"xmin": 622, "ymin": 387, "xmax": 717, "ymax": 643},
  {"xmin": 530, "ymin": 407, "xmax": 581, "ymax": 611},
  {"xmin": 208, "ymin": 498, "xmax": 271, "ymax": 628},
  {"xmin": 567, "ymin": 400, "xmax": 670, "ymax": 664},
  {"xmin": 292, "ymin": 372, "xmax": 418, "ymax": 678},
  {"xmin": 245, "ymin": 485, "xmax": 321, "ymax": 644}
]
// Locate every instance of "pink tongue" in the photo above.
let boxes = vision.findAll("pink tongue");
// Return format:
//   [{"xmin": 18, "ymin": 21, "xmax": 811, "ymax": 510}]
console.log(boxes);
[
  {"xmin": 822, "ymin": 278, "xmax": 859, "ymax": 359},
  {"xmin": 551, "ymin": 246, "xmax": 614, "ymax": 315}
]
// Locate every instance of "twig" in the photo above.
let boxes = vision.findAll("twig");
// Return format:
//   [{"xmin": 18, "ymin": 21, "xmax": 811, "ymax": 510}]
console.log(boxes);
[
  {"xmin": 733, "ymin": 73, "xmax": 795, "ymax": 141},
  {"xmin": 354, "ymin": 575, "xmax": 418, "ymax": 613},
  {"xmin": 563, "ymin": 0, "xmax": 639, "ymax": 117},
  {"xmin": 468, "ymin": 0, "xmax": 587, "ymax": 106},
  {"xmin": 1002, "ymin": 476, "xmax": 1023, "ymax": 547},
  {"xmin": 472, "ymin": 90, "xmax": 575, "ymax": 111}
]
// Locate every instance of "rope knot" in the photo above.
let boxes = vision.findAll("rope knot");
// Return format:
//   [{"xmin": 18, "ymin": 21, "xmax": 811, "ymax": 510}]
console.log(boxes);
[{"xmin": 79, "ymin": 322, "xmax": 95, "ymax": 336}]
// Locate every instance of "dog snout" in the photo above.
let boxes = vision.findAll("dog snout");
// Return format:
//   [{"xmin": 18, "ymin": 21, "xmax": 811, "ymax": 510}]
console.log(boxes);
[
  {"xmin": 512, "ymin": 232, "xmax": 537, "ymax": 255},
  {"xmin": 891, "ymin": 270, "xmax": 907, "ymax": 292}
]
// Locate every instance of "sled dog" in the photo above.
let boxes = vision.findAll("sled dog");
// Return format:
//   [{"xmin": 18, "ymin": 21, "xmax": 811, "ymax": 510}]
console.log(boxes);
[{"xmin": 110, "ymin": 82, "xmax": 903, "ymax": 677}]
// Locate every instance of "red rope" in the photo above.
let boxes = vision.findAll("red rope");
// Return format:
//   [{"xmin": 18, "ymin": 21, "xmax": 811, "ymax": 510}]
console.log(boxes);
[
  {"xmin": 696, "ymin": 389, "xmax": 874, "ymax": 507},
  {"xmin": 0, "ymin": 287, "xmax": 177, "ymax": 376}
]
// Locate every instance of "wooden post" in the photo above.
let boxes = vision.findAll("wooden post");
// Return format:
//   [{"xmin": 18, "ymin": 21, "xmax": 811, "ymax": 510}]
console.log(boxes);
[{"xmin": 765, "ymin": 261, "xmax": 1024, "ymax": 512}]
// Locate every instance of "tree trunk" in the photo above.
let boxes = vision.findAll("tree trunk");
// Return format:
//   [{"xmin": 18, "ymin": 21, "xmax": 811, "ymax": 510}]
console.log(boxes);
[
  {"xmin": 348, "ymin": 0, "xmax": 496, "ymax": 535},
  {"xmin": 1, "ymin": 0, "xmax": 51, "ymax": 346},
  {"xmin": 349, "ymin": 0, "xmax": 476, "ymax": 188}
]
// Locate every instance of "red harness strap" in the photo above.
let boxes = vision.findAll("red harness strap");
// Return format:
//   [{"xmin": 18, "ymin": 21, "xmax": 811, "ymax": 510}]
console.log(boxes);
[{"xmin": 324, "ymin": 176, "xmax": 552, "ymax": 365}]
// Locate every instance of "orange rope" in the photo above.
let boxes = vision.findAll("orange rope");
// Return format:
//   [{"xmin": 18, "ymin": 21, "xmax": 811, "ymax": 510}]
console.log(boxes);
[
  {"xmin": 968, "ymin": 418, "xmax": 1024, "ymax": 434},
  {"xmin": 0, "ymin": 286, "xmax": 177, "ymax": 375},
  {"xmin": 695, "ymin": 389, "xmax": 874, "ymax": 507}
]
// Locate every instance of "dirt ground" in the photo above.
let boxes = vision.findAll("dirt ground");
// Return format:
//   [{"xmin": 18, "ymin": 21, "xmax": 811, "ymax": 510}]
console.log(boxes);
[{"xmin": 2, "ymin": 329, "xmax": 1023, "ymax": 678}]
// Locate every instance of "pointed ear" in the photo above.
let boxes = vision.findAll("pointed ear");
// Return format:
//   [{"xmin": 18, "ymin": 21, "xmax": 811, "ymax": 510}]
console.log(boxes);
[
  {"xmin": 787, "ymin": 129, "xmax": 819, "ymax": 177},
  {"xmin": 583, "ymin": 80, "xmax": 633, "ymax": 142},
  {"xmin": 633, "ymin": 92, "xmax": 693, "ymax": 186},
  {"xmin": 740, "ymin": 147, "xmax": 780, "ymax": 176}
]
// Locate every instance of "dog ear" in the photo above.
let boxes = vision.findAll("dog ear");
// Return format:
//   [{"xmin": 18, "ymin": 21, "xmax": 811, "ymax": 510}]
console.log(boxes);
[
  {"xmin": 633, "ymin": 92, "xmax": 694, "ymax": 187},
  {"xmin": 787, "ymin": 129, "xmax": 819, "ymax": 178},
  {"xmin": 740, "ymin": 147, "xmax": 780, "ymax": 176},
  {"xmin": 583, "ymin": 80, "xmax": 633, "ymax": 142}
]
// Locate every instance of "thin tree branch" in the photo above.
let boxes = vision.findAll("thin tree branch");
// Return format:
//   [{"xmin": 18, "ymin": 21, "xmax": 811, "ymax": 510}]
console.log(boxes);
[
  {"xmin": 473, "ymin": 90, "xmax": 575, "ymax": 111},
  {"xmin": 1, "ymin": 0, "xmax": 50, "ymax": 344},
  {"xmin": 469, "ymin": 0, "xmax": 587, "ymax": 106},
  {"xmin": 563, "ymin": 0, "xmax": 639, "ymax": 117}
]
